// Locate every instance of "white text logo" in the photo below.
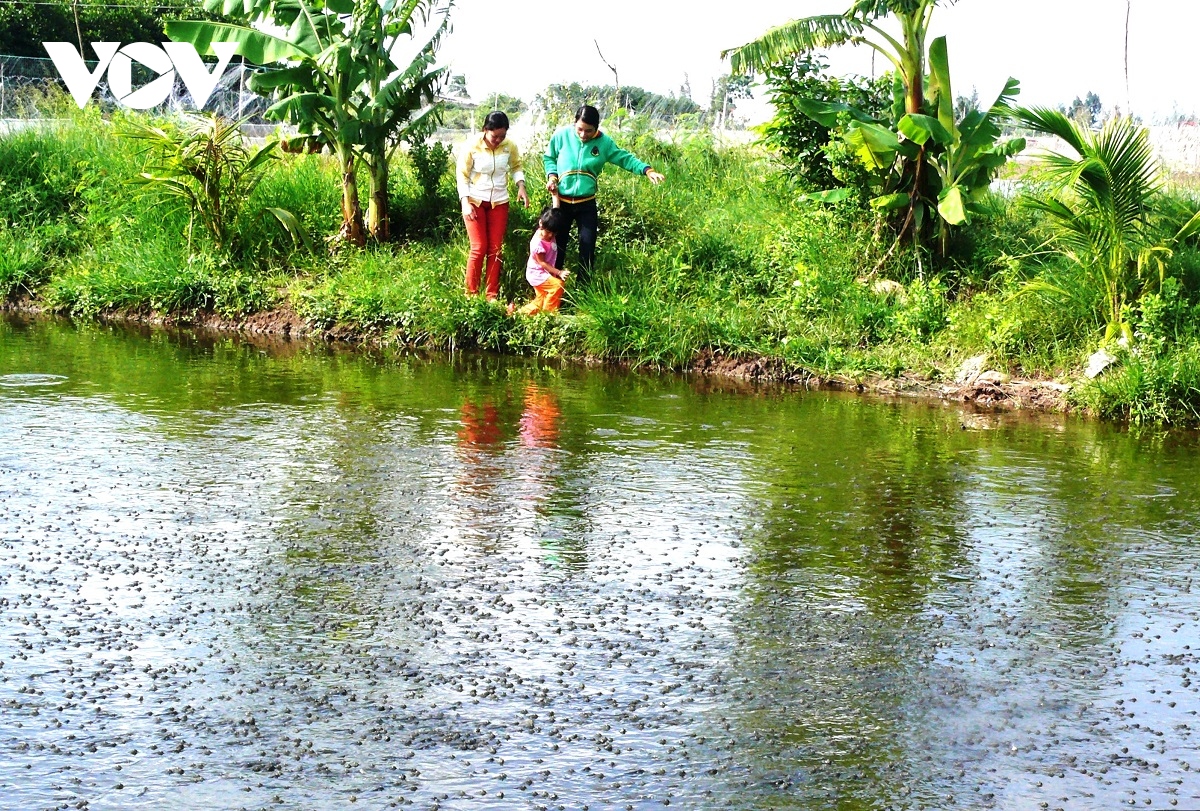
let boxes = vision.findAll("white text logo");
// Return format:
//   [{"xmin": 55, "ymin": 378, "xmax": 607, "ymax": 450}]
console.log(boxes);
[{"xmin": 43, "ymin": 42, "xmax": 238, "ymax": 110}]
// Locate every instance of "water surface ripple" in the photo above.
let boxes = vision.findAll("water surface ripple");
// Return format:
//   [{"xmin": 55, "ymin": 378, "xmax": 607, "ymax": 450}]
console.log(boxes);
[{"xmin": 2, "ymin": 317, "xmax": 1200, "ymax": 810}]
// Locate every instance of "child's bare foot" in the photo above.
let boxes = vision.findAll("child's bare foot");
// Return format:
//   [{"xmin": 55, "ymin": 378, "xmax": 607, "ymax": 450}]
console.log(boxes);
[{"xmin": 506, "ymin": 302, "xmax": 517, "ymax": 316}]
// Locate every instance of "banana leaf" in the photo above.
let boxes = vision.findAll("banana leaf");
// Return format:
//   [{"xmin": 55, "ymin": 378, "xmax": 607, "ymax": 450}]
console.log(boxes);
[
  {"xmin": 166, "ymin": 21, "xmax": 308, "ymax": 62},
  {"xmin": 898, "ymin": 114, "xmax": 952, "ymax": 147},
  {"xmin": 803, "ymin": 188, "xmax": 854, "ymax": 204},
  {"xmin": 938, "ymin": 185, "xmax": 968, "ymax": 225},
  {"xmin": 871, "ymin": 192, "xmax": 911, "ymax": 211}
]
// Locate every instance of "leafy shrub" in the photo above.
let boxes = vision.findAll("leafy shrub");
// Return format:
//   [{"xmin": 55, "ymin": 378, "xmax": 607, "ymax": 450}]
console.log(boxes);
[
  {"xmin": 409, "ymin": 140, "xmax": 453, "ymax": 200},
  {"xmin": 757, "ymin": 54, "xmax": 892, "ymax": 191},
  {"xmin": 393, "ymin": 141, "xmax": 456, "ymax": 241},
  {"xmin": 892, "ymin": 277, "xmax": 949, "ymax": 342},
  {"xmin": 1134, "ymin": 277, "xmax": 1198, "ymax": 353}
]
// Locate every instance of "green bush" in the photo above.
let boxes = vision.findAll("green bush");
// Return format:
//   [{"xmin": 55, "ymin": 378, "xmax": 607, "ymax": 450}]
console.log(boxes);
[
  {"xmin": 757, "ymin": 54, "xmax": 892, "ymax": 192},
  {"xmin": 892, "ymin": 277, "xmax": 949, "ymax": 343},
  {"xmin": 1134, "ymin": 277, "xmax": 1198, "ymax": 353},
  {"xmin": 392, "ymin": 141, "xmax": 457, "ymax": 241}
]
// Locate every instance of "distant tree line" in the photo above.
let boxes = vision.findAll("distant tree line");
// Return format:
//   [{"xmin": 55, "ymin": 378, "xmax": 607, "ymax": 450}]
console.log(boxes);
[
  {"xmin": 0, "ymin": 0, "xmax": 213, "ymax": 60},
  {"xmin": 1060, "ymin": 92, "xmax": 1103, "ymax": 130},
  {"xmin": 534, "ymin": 82, "xmax": 701, "ymax": 125}
]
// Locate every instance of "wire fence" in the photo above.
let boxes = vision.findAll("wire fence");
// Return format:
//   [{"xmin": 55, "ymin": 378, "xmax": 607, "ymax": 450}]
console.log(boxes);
[{"xmin": 0, "ymin": 53, "xmax": 269, "ymax": 121}]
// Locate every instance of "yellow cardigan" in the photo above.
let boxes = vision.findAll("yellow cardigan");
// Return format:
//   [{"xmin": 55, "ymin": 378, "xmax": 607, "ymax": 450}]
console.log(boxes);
[{"xmin": 456, "ymin": 136, "xmax": 525, "ymax": 206}]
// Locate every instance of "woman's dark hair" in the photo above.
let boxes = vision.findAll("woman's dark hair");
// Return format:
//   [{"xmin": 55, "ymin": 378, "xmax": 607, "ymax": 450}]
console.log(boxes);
[
  {"xmin": 538, "ymin": 207, "xmax": 564, "ymax": 234},
  {"xmin": 483, "ymin": 111, "xmax": 510, "ymax": 131},
  {"xmin": 574, "ymin": 105, "xmax": 600, "ymax": 128}
]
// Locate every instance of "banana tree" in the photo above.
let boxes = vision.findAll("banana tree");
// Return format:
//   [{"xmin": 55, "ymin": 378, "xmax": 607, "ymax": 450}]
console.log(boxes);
[
  {"xmin": 794, "ymin": 36, "xmax": 1023, "ymax": 260},
  {"xmin": 353, "ymin": 0, "xmax": 448, "ymax": 243},
  {"xmin": 723, "ymin": 0, "xmax": 950, "ymax": 117},
  {"xmin": 168, "ymin": 0, "xmax": 451, "ymax": 245}
]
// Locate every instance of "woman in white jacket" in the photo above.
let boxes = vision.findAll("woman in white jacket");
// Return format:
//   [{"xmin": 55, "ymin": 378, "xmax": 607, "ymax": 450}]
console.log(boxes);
[{"xmin": 456, "ymin": 111, "xmax": 529, "ymax": 300}]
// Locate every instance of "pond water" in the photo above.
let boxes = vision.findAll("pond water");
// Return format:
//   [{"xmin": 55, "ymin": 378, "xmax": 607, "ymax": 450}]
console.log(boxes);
[{"xmin": 2, "ymin": 315, "xmax": 1200, "ymax": 811}]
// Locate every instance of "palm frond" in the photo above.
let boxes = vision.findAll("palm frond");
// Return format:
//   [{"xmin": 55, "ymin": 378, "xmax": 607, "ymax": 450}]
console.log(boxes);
[{"xmin": 1014, "ymin": 106, "xmax": 1087, "ymax": 157}]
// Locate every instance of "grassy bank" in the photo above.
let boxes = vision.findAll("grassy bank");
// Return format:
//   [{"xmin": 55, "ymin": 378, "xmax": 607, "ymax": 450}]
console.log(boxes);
[{"xmin": 3, "ymin": 108, "xmax": 1200, "ymax": 425}]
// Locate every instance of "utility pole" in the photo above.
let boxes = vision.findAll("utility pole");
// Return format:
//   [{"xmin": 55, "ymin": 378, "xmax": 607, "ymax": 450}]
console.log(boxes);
[
  {"xmin": 72, "ymin": 0, "xmax": 84, "ymax": 56},
  {"xmin": 1124, "ymin": 0, "xmax": 1132, "ymax": 117}
]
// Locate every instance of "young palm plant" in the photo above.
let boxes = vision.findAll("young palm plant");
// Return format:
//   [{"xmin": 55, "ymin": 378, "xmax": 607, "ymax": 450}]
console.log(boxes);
[
  {"xmin": 126, "ymin": 114, "xmax": 308, "ymax": 256},
  {"xmin": 1015, "ymin": 107, "xmax": 1200, "ymax": 344}
]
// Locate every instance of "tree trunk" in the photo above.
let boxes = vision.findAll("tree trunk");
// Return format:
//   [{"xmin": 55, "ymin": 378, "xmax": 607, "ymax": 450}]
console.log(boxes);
[
  {"xmin": 339, "ymin": 150, "xmax": 365, "ymax": 247},
  {"xmin": 366, "ymin": 155, "xmax": 390, "ymax": 243},
  {"xmin": 902, "ymin": 11, "xmax": 925, "ymax": 114}
]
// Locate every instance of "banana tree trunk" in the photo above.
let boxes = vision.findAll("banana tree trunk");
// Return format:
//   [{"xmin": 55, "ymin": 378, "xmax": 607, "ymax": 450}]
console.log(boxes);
[
  {"xmin": 901, "ymin": 12, "xmax": 925, "ymax": 114},
  {"xmin": 366, "ymin": 154, "xmax": 390, "ymax": 243},
  {"xmin": 906, "ymin": 80, "xmax": 924, "ymax": 115},
  {"xmin": 338, "ymin": 148, "xmax": 365, "ymax": 247}
]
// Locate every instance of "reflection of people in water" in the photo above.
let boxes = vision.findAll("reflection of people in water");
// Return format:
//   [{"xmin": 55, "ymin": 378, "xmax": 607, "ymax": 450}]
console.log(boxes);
[
  {"xmin": 452, "ymin": 396, "xmax": 511, "ymax": 548},
  {"xmin": 519, "ymin": 386, "xmax": 561, "ymax": 449},
  {"xmin": 459, "ymin": 399, "xmax": 504, "ymax": 449},
  {"xmin": 515, "ymin": 385, "xmax": 586, "ymax": 568},
  {"xmin": 452, "ymin": 385, "xmax": 583, "ymax": 567}
]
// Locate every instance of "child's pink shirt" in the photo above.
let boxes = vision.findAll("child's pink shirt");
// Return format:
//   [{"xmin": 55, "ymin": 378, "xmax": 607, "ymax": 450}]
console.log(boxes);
[{"xmin": 526, "ymin": 234, "xmax": 557, "ymax": 287}]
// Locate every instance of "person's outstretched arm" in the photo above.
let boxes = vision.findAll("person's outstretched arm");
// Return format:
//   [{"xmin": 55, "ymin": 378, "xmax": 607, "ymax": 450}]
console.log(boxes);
[{"xmin": 604, "ymin": 138, "xmax": 664, "ymax": 184}]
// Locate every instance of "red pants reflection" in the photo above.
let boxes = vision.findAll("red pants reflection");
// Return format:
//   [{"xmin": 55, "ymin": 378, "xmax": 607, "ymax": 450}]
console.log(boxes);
[{"xmin": 459, "ymin": 400, "xmax": 503, "ymax": 447}]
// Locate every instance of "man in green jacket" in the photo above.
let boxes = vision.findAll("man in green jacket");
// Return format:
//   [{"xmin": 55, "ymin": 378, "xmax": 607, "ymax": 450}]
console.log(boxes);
[{"xmin": 543, "ymin": 104, "xmax": 665, "ymax": 279}]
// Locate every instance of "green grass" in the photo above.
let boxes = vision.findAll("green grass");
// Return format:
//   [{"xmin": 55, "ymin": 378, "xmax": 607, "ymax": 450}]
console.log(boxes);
[
  {"xmin": 4, "ymin": 108, "xmax": 1200, "ymax": 425},
  {"xmin": 0, "ymin": 226, "xmax": 50, "ymax": 298},
  {"xmin": 1074, "ymin": 341, "xmax": 1200, "ymax": 425}
]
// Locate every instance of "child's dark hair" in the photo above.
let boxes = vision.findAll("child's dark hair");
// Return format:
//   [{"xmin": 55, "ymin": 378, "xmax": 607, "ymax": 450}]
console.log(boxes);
[{"xmin": 537, "ymin": 207, "xmax": 564, "ymax": 235}]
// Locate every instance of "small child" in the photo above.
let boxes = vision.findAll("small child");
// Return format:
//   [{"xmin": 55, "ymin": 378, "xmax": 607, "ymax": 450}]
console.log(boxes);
[{"xmin": 513, "ymin": 208, "xmax": 569, "ymax": 316}]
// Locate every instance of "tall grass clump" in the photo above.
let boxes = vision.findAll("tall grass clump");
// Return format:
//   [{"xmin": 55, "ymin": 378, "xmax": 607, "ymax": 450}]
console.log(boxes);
[
  {"xmin": 0, "ymin": 227, "xmax": 49, "ymax": 298},
  {"xmin": 1074, "ymin": 342, "xmax": 1200, "ymax": 425}
]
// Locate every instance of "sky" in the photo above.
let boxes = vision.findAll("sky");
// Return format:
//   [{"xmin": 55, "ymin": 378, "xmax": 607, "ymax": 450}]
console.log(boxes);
[{"xmin": 436, "ymin": 0, "xmax": 1200, "ymax": 123}]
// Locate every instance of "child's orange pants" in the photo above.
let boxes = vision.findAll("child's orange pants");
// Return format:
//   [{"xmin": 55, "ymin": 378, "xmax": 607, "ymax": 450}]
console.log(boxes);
[{"xmin": 518, "ymin": 276, "xmax": 564, "ymax": 315}]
